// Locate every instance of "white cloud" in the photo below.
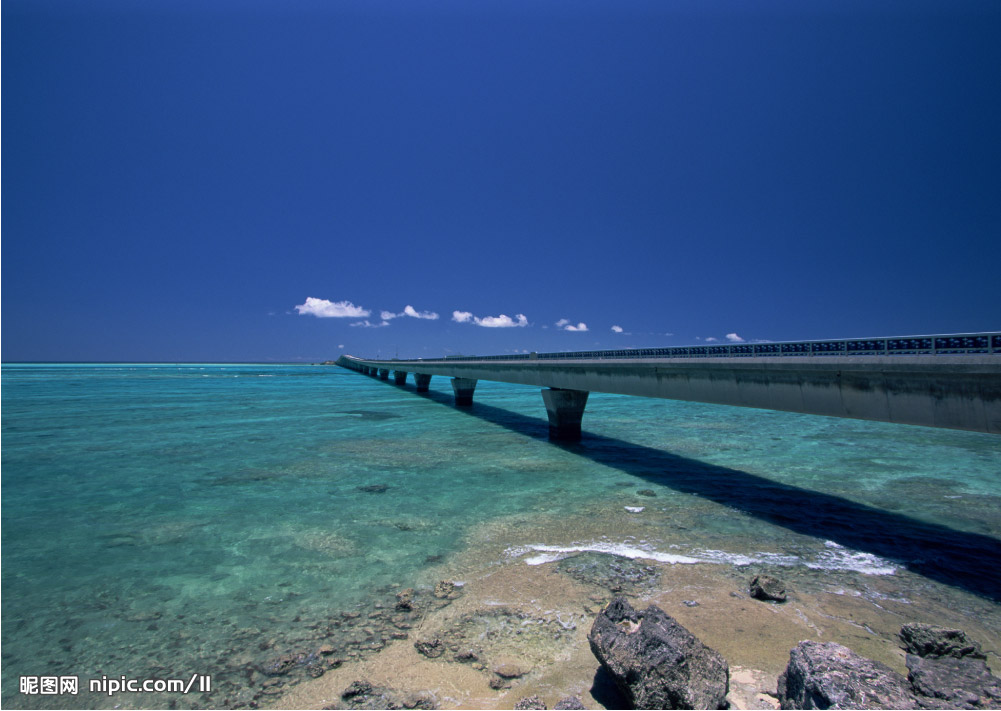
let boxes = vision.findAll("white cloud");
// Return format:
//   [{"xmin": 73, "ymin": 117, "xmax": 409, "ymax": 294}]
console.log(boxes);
[
  {"xmin": 382, "ymin": 305, "xmax": 441, "ymax": 321},
  {"xmin": 295, "ymin": 297, "xmax": 370, "ymax": 318},
  {"xmin": 556, "ymin": 318, "xmax": 587, "ymax": 332},
  {"xmin": 477, "ymin": 313, "xmax": 528, "ymax": 328},
  {"xmin": 705, "ymin": 337, "xmax": 719, "ymax": 342},
  {"xmin": 338, "ymin": 344, "xmax": 345, "ymax": 349},
  {"xmin": 403, "ymin": 305, "xmax": 439, "ymax": 320},
  {"xmin": 453, "ymin": 310, "xmax": 528, "ymax": 328},
  {"xmin": 726, "ymin": 332, "xmax": 745, "ymax": 343},
  {"xmin": 611, "ymin": 325, "xmax": 624, "ymax": 333},
  {"xmin": 350, "ymin": 320, "xmax": 390, "ymax": 328}
]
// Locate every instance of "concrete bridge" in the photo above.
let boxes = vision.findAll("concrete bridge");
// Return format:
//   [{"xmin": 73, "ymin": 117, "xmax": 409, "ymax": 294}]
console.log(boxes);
[{"xmin": 337, "ymin": 333, "xmax": 1001, "ymax": 440}]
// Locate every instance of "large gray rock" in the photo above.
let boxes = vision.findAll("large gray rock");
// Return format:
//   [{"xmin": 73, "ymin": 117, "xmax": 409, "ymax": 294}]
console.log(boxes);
[
  {"xmin": 587, "ymin": 596, "xmax": 729, "ymax": 709},
  {"xmin": 901, "ymin": 623, "xmax": 1001, "ymax": 710},
  {"xmin": 900, "ymin": 623, "xmax": 986, "ymax": 660},
  {"xmin": 907, "ymin": 654, "xmax": 1001, "ymax": 709},
  {"xmin": 777, "ymin": 641, "xmax": 918, "ymax": 709}
]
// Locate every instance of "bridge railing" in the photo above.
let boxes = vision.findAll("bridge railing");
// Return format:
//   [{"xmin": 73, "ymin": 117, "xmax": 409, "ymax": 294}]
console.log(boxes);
[{"xmin": 416, "ymin": 332, "xmax": 1000, "ymax": 363}]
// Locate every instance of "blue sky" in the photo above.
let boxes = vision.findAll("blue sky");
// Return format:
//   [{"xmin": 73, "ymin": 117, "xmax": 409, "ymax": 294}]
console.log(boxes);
[{"xmin": 3, "ymin": 0, "xmax": 999, "ymax": 362}]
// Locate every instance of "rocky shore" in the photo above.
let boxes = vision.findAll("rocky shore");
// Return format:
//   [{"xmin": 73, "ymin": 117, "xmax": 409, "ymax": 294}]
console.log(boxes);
[
  {"xmin": 589, "ymin": 599, "xmax": 1000, "ymax": 710},
  {"xmin": 257, "ymin": 547, "xmax": 1001, "ymax": 711}
]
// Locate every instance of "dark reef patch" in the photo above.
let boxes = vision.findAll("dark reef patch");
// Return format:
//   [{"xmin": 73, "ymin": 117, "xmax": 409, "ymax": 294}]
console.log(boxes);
[{"xmin": 555, "ymin": 552, "xmax": 661, "ymax": 593}]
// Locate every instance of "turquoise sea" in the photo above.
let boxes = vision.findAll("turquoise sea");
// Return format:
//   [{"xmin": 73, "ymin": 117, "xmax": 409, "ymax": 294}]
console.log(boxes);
[{"xmin": 2, "ymin": 363, "xmax": 1000, "ymax": 709}]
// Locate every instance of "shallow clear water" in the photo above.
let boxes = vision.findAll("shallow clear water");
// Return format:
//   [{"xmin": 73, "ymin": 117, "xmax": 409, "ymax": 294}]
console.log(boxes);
[{"xmin": 2, "ymin": 363, "xmax": 999, "ymax": 708}]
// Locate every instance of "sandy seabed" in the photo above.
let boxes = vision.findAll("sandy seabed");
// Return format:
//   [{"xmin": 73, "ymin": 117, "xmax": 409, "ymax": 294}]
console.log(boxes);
[{"xmin": 269, "ymin": 511, "xmax": 1001, "ymax": 711}]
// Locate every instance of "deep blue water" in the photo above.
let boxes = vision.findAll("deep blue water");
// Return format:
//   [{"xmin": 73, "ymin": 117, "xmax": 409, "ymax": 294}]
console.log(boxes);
[{"xmin": 2, "ymin": 363, "xmax": 999, "ymax": 708}]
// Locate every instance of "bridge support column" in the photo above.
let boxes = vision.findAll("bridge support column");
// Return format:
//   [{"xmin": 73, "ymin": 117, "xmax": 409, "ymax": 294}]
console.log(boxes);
[
  {"xmin": 541, "ymin": 388, "xmax": 589, "ymax": 441},
  {"xmin": 378, "ymin": 368, "xmax": 390, "ymax": 380},
  {"xmin": 394, "ymin": 371, "xmax": 407, "ymax": 385},
  {"xmin": 451, "ymin": 377, "xmax": 477, "ymax": 406},
  {"xmin": 414, "ymin": 373, "xmax": 432, "ymax": 392}
]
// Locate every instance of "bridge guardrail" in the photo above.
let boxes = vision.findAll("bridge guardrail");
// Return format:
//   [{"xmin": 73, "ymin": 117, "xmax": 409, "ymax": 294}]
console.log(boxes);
[{"xmin": 412, "ymin": 332, "xmax": 1000, "ymax": 363}]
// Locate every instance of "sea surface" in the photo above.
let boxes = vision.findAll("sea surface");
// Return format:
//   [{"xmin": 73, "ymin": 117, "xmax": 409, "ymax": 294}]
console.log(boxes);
[{"xmin": 2, "ymin": 363, "xmax": 1000, "ymax": 708}]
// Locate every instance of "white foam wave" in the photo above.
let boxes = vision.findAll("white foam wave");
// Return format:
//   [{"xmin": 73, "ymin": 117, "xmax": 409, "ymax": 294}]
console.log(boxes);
[
  {"xmin": 806, "ymin": 541, "xmax": 897, "ymax": 575},
  {"xmin": 507, "ymin": 542, "xmax": 702, "ymax": 566},
  {"xmin": 690, "ymin": 549, "xmax": 799, "ymax": 567},
  {"xmin": 507, "ymin": 539, "xmax": 896, "ymax": 575}
]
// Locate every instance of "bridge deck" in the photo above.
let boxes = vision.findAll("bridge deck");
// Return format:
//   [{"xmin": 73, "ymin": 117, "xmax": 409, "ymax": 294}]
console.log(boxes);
[{"xmin": 337, "ymin": 333, "xmax": 1001, "ymax": 436}]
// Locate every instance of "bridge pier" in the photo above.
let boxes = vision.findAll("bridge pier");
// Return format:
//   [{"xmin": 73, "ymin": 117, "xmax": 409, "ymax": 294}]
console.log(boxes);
[
  {"xmin": 451, "ymin": 377, "xmax": 477, "ymax": 406},
  {"xmin": 378, "ymin": 369, "xmax": 390, "ymax": 380},
  {"xmin": 394, "ymin": 371, "xmax": 407, "ymax": 385},
  {"xmin": 414, "ymin": 373, "xmax": 432, "ymax": 392},
  {"xmin": 542, "ymin": 388, "xmax": 589, "ymax": 441}
]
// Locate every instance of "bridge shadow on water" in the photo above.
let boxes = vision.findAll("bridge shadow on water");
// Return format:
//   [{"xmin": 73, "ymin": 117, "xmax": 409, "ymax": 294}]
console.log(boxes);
[{"xmin": 408, "ymin": 385, "xmax": 1001, "ymax": 603}]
